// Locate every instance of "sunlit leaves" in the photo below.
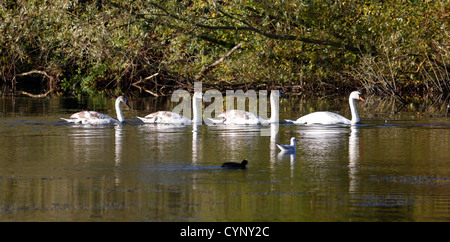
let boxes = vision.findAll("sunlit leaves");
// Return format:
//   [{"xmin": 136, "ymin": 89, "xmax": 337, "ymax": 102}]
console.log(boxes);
[{"xmin": 0, "ymin": 0, "xmax": 447, "ymax": 96}]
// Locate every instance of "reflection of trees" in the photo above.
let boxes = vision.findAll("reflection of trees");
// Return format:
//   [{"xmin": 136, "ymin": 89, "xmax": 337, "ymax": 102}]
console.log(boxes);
[
  {"xmin": 70, "ymin": 125, "xmax": 114, "ymax": 164},
  {"xmin": 206, "ymin": 125, "xmax": 266, "ymax": 163},
  {"xmin": 138, "ymin": 124, "xmax": 192, "ymax": 163}
]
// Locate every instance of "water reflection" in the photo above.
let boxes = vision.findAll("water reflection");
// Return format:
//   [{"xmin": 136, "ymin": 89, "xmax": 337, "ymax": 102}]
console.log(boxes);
[
  {"xmin": 349, "ymin": 126, "xmax": 360, "ymax": 193},
  {"xmin": 295, "ymin": 124, "xmax": 362, "ymax": 190},
  {"xmin": 206, "ymin": 124, "xmax": 266, "ymax": 164},
  {"xmin": 276, "ymin": 151, "xmax": 296, "ymax": 179},
  {"xmin": 68, "ymin": 125, "xmax": 114, "ymax": 165},
  {"xmin": 114, "ymin": 125, "xmax": 124, "ymax": 184},
  {"xmin": 297, "ymin": 125, "xmax": 349, "ymax": 159},
  {"xmin": 0, "ymin": 96, "xmax": 449, "ymax": 222},
  {"xmin": 192, "ymin": 124, "xmax": 201, "ymax": 165},
  {"xmin": 269, "ymin": 124, "xmax": 279, "ymax": 168},
  {"xmin": 138, "ymin": 124, "xmax": 192, "ymax": 162}
]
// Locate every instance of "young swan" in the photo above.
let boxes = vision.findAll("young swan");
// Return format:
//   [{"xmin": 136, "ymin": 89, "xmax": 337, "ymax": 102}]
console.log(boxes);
[
  {"xmin": 208, "ymin": 90, "xmax": 280, "ymax": 125},
  {"xmin": 137, "ymin": 92, "xmax": 203, "ymax": 125},
  {"xmin": 61, "ymin": 96, "xmax": 130, "ymax": 124}
]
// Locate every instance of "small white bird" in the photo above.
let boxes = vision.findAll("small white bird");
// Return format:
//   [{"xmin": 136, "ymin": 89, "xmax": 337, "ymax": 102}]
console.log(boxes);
[
  {"xmin": 61, "ymin": 96, "xmax": 130, "ymax": 124},
  {"xmin": 276, "ymin": 137, "xmax": 298, "ymax": 152}
]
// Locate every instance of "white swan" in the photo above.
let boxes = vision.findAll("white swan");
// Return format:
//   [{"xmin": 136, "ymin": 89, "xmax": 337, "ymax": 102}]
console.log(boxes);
[
  {"xmin": 61, "ymin": 96, "xmax": 130, "ymax": 124},
  {"xmin": 276, "ymin": 137, "xmax": 297, "ymax": 152},
  {"xmin": 208, "ymin": 90, "xmax": 280, "ymax": 125},
  {"xmin": 286, "ymin": 91, "xmax": 365, "ymax": 125},
  {"xmin": 137, "ymin": 92, "xmax": 203, "ymax": 124}
]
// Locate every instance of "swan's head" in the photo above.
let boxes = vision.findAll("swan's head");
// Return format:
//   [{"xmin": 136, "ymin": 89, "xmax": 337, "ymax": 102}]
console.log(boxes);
[
  {"xmin": 241, "ymin": 159, "xmax": 248, "ymax": 166},
  {"xmin": 350, "ymin": 91, "xmax": 365, "ymax": 102},
  {"xmin": 117, "ymin": 96, "xmax": 131, "ymax": 108}
]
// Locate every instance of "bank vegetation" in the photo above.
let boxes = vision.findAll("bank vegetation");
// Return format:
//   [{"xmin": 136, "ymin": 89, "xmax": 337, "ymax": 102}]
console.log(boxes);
[{"xmin": 1, "ymin": 0, "xmax": 448, "ymax": 105}]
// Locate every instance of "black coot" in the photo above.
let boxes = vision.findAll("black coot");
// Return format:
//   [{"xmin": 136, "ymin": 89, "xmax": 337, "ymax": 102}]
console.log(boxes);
[{"xmin": 221, "ymin": 159, "xmax": 248, "ymax": 169}]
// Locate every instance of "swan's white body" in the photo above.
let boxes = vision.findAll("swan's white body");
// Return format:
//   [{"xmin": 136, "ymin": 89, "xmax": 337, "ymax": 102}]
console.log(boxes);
[
  {"xmin": 208, "ymin": 90, "xmax": 280, "ymax": 125},
  {"xmin": 276, "ymin": 137, "xmax": 297, "ymax": 152},
  {"xmin": 61, "ymin": 96, "xmax": 130, "ymax": 124},
  {"xmin": 137, "ymin": 92, "xmax": 203, "ymax": 124},
  {"xmin": 287, "ymin": 91, "xmax": 365, "ymax": 125}
]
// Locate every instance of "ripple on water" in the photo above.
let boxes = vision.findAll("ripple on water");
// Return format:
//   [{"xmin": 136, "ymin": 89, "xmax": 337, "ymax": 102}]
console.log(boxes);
[{"xmin": 370, "ymin": 176, "xmax": 450, "ymax": 185}]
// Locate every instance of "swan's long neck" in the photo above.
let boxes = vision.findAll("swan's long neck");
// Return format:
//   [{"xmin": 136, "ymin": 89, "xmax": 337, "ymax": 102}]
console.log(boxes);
[
  {"xmin": 269, "ymin": 91, "xmax": 279, "ymax": 123},
  {"xmin": 349, "ymin": 98, "xmax": 360, "ymax": 124},
  {"xmin": 192, "ymin": 97, "xmax": 202, "ymax": 123},
  {"xmin": 115, "ymin": 100, "xmax": 125, "ymax": 123}
]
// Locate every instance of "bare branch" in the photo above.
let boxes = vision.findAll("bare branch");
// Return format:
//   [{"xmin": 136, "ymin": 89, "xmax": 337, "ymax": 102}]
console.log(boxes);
[
  {"xmin": 16, "ymin": 70, "xmax": 52, "ymax": 98},
  {"xmin": 132, "ymin": 73, "xmax": 160, "ymax": 96},
  {"xmin": 195, "ymin": 42, "xmax": 243, "ymax": 81},
  {"xmin": 18, "ymin": 90, "xmax": 50, "ymax": 98},
  {"xmin": 17, "ymin": 70, "xmax": 49, "ymax": 78}
]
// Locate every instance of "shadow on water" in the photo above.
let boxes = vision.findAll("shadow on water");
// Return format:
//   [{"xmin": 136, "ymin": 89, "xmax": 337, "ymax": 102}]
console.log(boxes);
[{"xmin": 0, "ymin": 96, "xmax": 449, "ymax": 221}]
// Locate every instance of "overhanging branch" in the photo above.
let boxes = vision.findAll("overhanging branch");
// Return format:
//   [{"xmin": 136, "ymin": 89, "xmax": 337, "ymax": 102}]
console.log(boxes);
[
  {"xmin": 149, "ymin": 2, "xmax": 360, "ymax": 53},
  {"xmin": 195, "ymin": 42, "xmax": 243, "ymax": 81}
]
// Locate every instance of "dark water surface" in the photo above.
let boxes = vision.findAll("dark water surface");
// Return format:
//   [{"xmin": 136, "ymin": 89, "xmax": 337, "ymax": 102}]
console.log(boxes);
[{"xmin": 0, "ymin": 97, "xmax": 449, "ymax": 221}]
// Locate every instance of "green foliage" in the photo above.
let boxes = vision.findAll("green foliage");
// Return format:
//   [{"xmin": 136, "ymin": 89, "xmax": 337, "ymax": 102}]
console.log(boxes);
[{"xmin": 0, "ymin": 0, "xmax": 448, "ymax": 97}]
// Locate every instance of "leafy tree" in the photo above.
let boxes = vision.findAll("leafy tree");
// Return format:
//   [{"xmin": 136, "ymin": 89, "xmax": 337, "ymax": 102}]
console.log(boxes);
[{"xmin": 1, "ymin": 0, "xmax": 448, "ymax": 99}]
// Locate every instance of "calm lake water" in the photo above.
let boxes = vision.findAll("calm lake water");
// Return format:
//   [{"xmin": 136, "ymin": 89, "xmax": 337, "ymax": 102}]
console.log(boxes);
[{"xmin": 0, "ymin": 96, "xmax": 449, "ymax": 222}]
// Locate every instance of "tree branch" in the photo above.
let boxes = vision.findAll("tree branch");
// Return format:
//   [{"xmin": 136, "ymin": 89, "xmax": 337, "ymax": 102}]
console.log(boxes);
[
  {"xmin": 149, "ymin": 2, "xmax": 360, "ymax": 53},
  {"xmin": 16, "ymin": 70, "xmax": 52, "ymax": 98},
  {"xmin": 132, "ymin": 73, "xmax": 160, "ymax": 96},
  {"xmin": 18, "ymin": 90, "xmax": 50, "ymax": 98},
  {"xmin": 195, "ymin": 42, "xmax": 243, "ymax": 80},
  {"xmin": 17, "ymin": 70, "xmax": 49, "ymax": 78}
]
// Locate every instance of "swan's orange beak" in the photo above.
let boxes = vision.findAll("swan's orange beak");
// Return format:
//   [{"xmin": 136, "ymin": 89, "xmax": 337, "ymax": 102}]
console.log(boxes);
[{"xmin": 359, "ymin": 96, "xmax": 365, "ymax": 102}]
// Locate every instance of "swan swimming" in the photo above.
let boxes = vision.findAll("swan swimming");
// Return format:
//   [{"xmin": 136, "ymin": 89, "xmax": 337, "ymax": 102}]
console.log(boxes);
[
  {"xmin": 286, "ymin": 91, "xmax": 365, "ymax": 125},
  {"xmin": 61, "ymin": 96, "xmax": 130, "ymax": 124},
  {"xmin": 137, "ymin": 92, "xmax": 203, "ymax": 124},
  {"xmin": 276, "ymin": 137, "xmax": 297, "ymax": 152},
  {"xmin": 208, "ymin": 90, "xmax": 280, "ymax": 125}
]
